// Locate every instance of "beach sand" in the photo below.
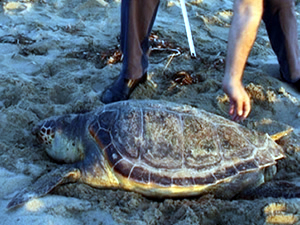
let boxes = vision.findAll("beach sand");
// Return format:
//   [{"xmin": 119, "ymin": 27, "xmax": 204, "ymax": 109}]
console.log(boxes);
[{"xmin": 1, "ymin": 0, "xmax": 300, "ymax": 224}]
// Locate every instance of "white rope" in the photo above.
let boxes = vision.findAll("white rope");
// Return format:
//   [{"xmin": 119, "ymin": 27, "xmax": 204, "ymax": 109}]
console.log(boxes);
[{"xmin": 180, "ymin": 0, "xmax": 196, "ymax": 58}]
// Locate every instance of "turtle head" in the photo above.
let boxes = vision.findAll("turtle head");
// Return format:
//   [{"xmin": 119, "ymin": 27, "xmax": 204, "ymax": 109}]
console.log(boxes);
[{"xmin": 33, "ymin": 114, "xmax": 86, "ymax": 164}]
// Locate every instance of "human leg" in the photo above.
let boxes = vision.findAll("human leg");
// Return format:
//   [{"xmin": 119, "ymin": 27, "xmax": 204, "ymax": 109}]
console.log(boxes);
[
  {"xmin": 262, "ymin": 0, "xmax": 300, "ymax": 83},
  {"xmin": 101, "ymin": 0, "xmax": 160, "ymax": 104}
]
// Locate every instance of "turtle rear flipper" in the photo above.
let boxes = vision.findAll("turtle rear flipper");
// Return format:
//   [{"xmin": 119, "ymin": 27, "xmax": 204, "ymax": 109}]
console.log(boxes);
[
  {"xmin": 237, "ymin": 180, "xmax": 300, "ymax": 199},
  {"xmin": 7, "ymin": 166, "xmax": 80, "ymax": 209}
]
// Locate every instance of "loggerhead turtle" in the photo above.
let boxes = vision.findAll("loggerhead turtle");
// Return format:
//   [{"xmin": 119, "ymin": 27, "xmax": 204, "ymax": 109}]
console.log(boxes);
[{"xmin": 7, "ymin": 100, "xmax": 292, "ymax": 209}]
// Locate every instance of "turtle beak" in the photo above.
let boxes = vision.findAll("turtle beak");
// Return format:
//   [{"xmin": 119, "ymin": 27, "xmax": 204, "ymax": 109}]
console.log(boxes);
[{"xmin": 32, "ymin": 120, "xmax": 57, "ymax": 145}]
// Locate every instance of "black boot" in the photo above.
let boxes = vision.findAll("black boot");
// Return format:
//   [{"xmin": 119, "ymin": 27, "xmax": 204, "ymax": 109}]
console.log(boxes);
[{"xmin": 100, "ymin": 73, "xmax": 147, "ymax": 104}]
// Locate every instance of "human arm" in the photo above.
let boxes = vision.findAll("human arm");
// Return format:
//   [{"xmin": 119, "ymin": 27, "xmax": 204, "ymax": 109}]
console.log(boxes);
[{"xmin": 222, "ymin": 0, "xmax": 263, "ymax": 121}]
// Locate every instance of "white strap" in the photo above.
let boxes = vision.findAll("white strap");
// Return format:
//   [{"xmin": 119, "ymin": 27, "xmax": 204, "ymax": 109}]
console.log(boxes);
[{"xmin": 180, "ymin": 0, "xmax": 196, "ymax": 58}]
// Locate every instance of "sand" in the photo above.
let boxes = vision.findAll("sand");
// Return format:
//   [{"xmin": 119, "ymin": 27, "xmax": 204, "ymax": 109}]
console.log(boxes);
[{"xmin": 1, "ymin": 0, "xmax": 300, "ymax": 224}]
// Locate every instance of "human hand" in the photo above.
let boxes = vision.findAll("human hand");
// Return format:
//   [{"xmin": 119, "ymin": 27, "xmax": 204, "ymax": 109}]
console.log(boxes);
[{"xmin": 222, "ymin": 79, "xmax": 251, "ymax": 121}]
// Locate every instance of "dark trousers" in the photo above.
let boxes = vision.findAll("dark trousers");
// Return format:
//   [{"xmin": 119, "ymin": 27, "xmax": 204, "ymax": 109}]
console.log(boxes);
[
  {"xmin": 263, "ymin": 0, "xmax": 300, "ymax": 82},
  {"xmin": 120, "ymin": 0, "xmax": 300, "ymax": 82},
  {"xmin": 120, "ymin": 0, "xmax": 160, "ymax": 80}
]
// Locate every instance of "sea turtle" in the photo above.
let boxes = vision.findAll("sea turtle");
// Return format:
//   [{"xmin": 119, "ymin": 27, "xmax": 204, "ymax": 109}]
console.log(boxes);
[{"xmin": 7, "ymin": 100, "xmax": 292, "ymax": 209}]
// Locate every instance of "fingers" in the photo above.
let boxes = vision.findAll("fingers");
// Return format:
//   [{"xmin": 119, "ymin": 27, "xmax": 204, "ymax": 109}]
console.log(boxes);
[
  {"xmin": 229, "ymin": 101, "xmax": 235, "ymax": 115},
  {"xmin": 242, "ymin": 98, "xmax": 251, "ymax": 118},
  {"xmin": 229, "ymin": 99, "xmax": 251, "ymax": 122},
  {"xmin": 222, "ymin": 79, "xmax": 251, "ymax": 121}
]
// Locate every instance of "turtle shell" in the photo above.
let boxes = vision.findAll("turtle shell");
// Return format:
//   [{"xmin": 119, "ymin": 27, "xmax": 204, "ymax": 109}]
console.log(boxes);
[{"xmin": 87, "ymin": 100, "xmax": 284, "ymax": 196}]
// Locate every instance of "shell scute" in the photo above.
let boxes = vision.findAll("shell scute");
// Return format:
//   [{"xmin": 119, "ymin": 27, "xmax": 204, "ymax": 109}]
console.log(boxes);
[
  {"xmin": 97, "ymin": 129, "xmax": 111, "ymax": 147},
  {"xmin": 98, "ymin": 110, "xmax": 119, "ymax": 130},
  {"xmin": 130, "ymin": 166, "xmax": 150, "ymax": 183},
  {"xmin": 89, "ymin": 121, "xmax": 112, "ymax": 148},
  {"xmin": 141, "ymin": 108, "xmax": 183, "ymax": 169},
  {"xmin": 236, "ymin": 126, "xmax": 266, "ymax": 147},
  {"xmin": 183, "ymin": 115, "xmax": 221, "ymax": 170},
  {"xmin": 217, "ymin": 125, "xmax": 255, "ymax": 160},
  {"xmin": 89, "ymin": 120, "xmax": 100, "ymax": 138},
  {"xmin": 266, "ymin": 138, "xmax": 285, "ymax": 159},
  {"xmin": 150, "ymin": 173, "xmax": 172, "ymax": 186},
  {"xmin": 213, "ymin": 166, "xmax": 238, "ymax": 180},
  {"xmin": 194, "ymin": 174, "xmax": 217, "ymax": 185},
  {"xmin": 104, "ymin": 144, "xmax": 122, "ymax": 167},
  {"xmin": 112, "ymin": 108, "xmax": 142, "ymax": 159},
  {"xmin": 173, "ymin": 177, "xmax": 195, "ymax": 186},
  {"xmin": 235, "ymin": 160, "xmax": 259, "ymax": 172},
  {"xmin": 112, "ymin": 159, "xmax": 134, "ymax": 178},
  {"xmin": 254, "ymin": 148, "xmax": 274, "ymax": 166}
]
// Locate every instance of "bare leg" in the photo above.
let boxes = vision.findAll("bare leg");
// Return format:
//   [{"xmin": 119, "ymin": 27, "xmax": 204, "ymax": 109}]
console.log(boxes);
[{"xmin": 222, "ymin": 0, "xmax": 263, "ymax": 121}]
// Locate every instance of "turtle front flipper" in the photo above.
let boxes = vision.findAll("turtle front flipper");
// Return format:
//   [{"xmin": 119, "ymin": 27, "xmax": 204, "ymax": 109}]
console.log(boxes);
[{"xmin": 7, "ymin": 165, "xmax": 80, "ymax": 209}]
